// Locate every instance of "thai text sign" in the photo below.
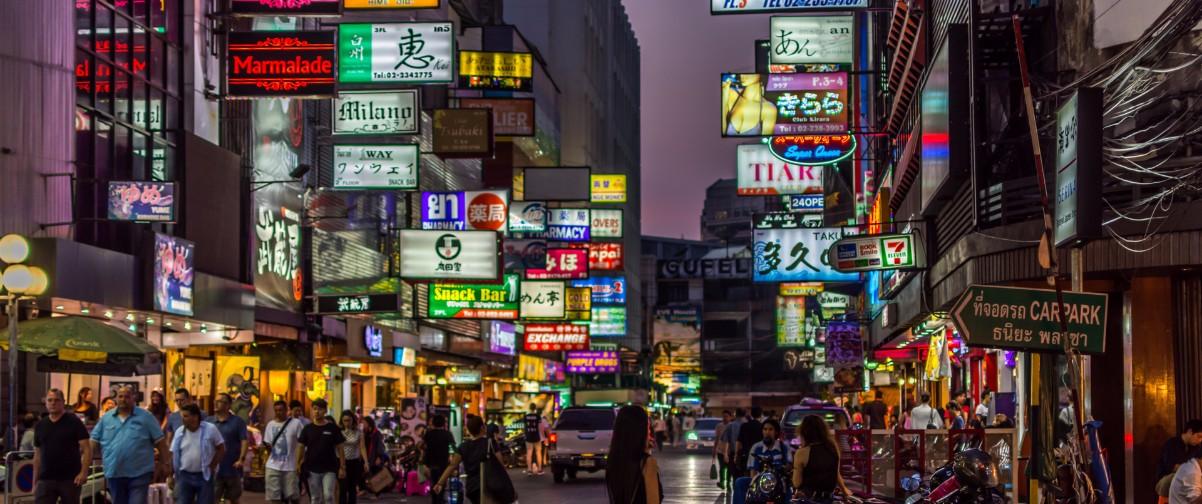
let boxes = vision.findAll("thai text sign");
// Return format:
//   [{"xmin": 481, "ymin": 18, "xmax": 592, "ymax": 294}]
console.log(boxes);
[
  {"xmin": 458, "ymin": 51, "xmax": 533, "ymax": 91},
  {"xmin": 589, "ymin": 306, "xmax": 627, "ymax": 336},
  {"xmin": 227, "ymin": 31, "xmax": 336, "ymax": 97},
  {"xmin": 433, "ymin": 109, "xmax": 493, "ymax": 157},
  {"xmin": 459, "ymin": 98, "xmax": 536, "ymax": 136},
  {"xmin": 231, "ymin": 0, "xmax": 341, "ymax": 16},
  {"xmin": 590, "ymin": 174, "xmax": 627, "ymax": 203},
  {"xmin": 951, "ymin": 285, "xmax": 1107, "ymax": 354},
  {"xmin": 830, "ymin": 233, "xmax": 923, "ymax": 272},
  {"xmin": 108, "ymin": 181, "xmax": 175, "ymax": 222},
  {"xmin": 565, "ymin": 351, "xmax": 619, "ymax": 374},
  {"xmin": 524, "ymin": 324, "xmax": 589, "ymax": 352},
  {"xmin": 711, "ymin": 0, "xmax": 869, "ymax": 14},
  {"xmin": 525, "ymin": 249, "xmax": 588, "ymax": 280},
  {"xmin": 333, "ymin": 144, "xmax": 419, "ymax": 190},
  {"xmin": 768, "ymin": 134, "xmax": 855, "ymax": 166},
  {"xmin": 825, "ymin": 321, "xmax": 862, "ymax": 368},
  {"xmin": 737, "ymin": 143, "xmax": 824, "ymax": 195},
  {"xmin": 427, "ymin": 274, "xmax": 520, "ymax": 319},
  {"xmin": 721, "ymin": 73, "xmax": 848, "ymax": 136},
  {"xmin": 777, "ymin": 296, "xmax": 807, "ymax": 347},
  {"xmin": 338, "ymin": 22, "xmax": 454, "ymax": 84},
  {"xmin": 520, "ymin": 281, "xmax": 566, "ymax": 319},
  {"xmin": 333, "ymin": 90, "xmax": 419, "ymax": 135},
  {"xmin": 344, "ymin": 0, "xmax": 439, "ymax": 8},
  {"xmin": 590, "ymin": 209, "xmax": 623, "ymax": 238},
  {"xmin": 753, "ymin": 227, "xmax": 858, "ymax": 282},
  {"xmin": 399, "ymin": 230, "xmax": 499, "ymax": 281},
  {"xmin": 546, "ymin": 209, "xmax": 591, "ymax": 242},
  {"xmin": 571, "ymin": 276, "xmax": 626, "ymax": 305},
  {"xmin": 421, "ymin": 190, "xmax": 509, "ymax": 231},
  {"xmin": 769, "ymin": 15, "xmax": 854, "ymax": 64}
]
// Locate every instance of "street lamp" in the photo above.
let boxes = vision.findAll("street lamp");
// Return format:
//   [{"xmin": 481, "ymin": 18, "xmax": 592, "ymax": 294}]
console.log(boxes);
[{"xmin": 0, "ymin": 234, "xmax": 47, "ymax": 452}]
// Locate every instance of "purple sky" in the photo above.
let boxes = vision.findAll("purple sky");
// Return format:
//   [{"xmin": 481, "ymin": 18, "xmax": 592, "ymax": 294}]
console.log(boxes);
[{"xmin": 625, "ymin": 3, "xmax": 772, "ymax": 239}]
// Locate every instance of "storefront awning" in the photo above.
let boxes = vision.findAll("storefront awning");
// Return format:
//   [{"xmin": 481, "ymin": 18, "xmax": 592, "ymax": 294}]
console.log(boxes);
[{"xmin": 4, "ymin": 316, "xmax": 162, "ymax": 375}]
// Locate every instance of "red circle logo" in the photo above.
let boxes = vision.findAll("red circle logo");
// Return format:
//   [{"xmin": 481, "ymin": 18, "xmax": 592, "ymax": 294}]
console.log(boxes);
[{"xmin": 467, "ymin": 193, "xmax": 507, "ymax": 231}]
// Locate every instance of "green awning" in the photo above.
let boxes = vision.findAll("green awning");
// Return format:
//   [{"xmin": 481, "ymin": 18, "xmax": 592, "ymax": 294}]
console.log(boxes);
[{"xmin": 3, "ymin": 316, "xmax": 162, "ymax": 375}]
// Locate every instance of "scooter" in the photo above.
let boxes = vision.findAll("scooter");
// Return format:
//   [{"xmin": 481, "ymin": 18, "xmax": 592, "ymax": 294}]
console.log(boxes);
[{"xmin": 901, "ymin": 449, "xmax": 1006, "ymax": 504}]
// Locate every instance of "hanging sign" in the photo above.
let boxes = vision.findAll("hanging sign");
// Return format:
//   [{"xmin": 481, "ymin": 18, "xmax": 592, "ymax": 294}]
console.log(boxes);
[
  {"xmin": 524, "ymin": 323, "xmax": 589, "ymax": 352},
  {"xmin": 227, "ymin": 31, "xmax": 336, "ymax": 98},
  {"xmin": 432, "ymin": 109, "xmax": 493, "ymax": 158},
  {"xmin": 231, "ymin": 0, "xmax": 341, "ymax": 16},
  {"xmin": 590, "ymin": 209, "xmax": 623, "ymax": 238},
  {"xmin": 333, "ymin": 90, "xmax": 419, "ymax": 135},
  {"xmin": 585, "ymin": 243, "xmax": 623, "ymax": 271},
  {"xmin": 951, "ymin": 285, "xmax": 1107, "ymax": 354},
  {"xmin": 108, "ymin": 181, "xmax": 175, "ymax": 222},
  {"xmin": 426, "ymin": 274, "xmax": 520, "ymax": 319},
  {"xmin": 315, "ymin": 293, "xmax": 401, "ymax": 314},
  {"xmin": 508, "ymin": 201, "xmax": 547, "ymax": 233},
  {"xmin": 711, "ymin": 0, "xmax": 869, "ymax": 14},
  {"xmin": 546, "ymin": 209, "xmax": 591, "ymax": 242},
  {"xmin": 525, "ymin": 249, "xmax": 589, "ymax": 280},
  {"xmin": 736, "ymin": 143, "xmax": 824, "ymax": 195},
  {"xmin": 399, "ymin": 230, "xmax": 500, "ymax": 281},
  {"xmin": 520, "ymin": 281, "xmax": 567, "ymax": 319},
  {"xmin": 565, "ymin": 287, "xmax": 593, "ymax": 321},
  {"xmin": 590, "ymin": 175, "xmax": 627, "ymax": 203},
  {"xmin": 487, "ymin": 321, "xmax": 517, "ymax": 356},
  {"xmin": 768, "ymin": 134, "xmax": 856, "ymax": 165},
  {"xmin": 344, "ymin": 0, "xmax": 440, "ymax": 8},
  {"xmin": 830, "ymin": 233, "xmax": 924, "ymax": 272},
  {"xmin": 776, "ymin": 296, "xmax": 807, "ymax": 347},
  {"xmin": 457, "ymin": 51, "xmax": 534, "ymax": 92},
  {"xmin": 459, "ymin": 98, "xmax": 536, "ymax": 136},
  {"xmin": 825, "ymin": 321, "xmax": 862, "ymax": 368},
  {"xmin": 565, "ymin": 351, "xmax": 619, "ymax": 374},
  {"xmin": 153, "ymin": 234, "xmax": 194, "ymax": 316},
  {"xmin": 787, "ymin": 194, "xmax": 825, "ymax": 212},
  {"xmin": 503, "ymin": 239, "xmax": 546, "ymax": 271},
  {"xmin": 1054, "ymin": 88, "xmax": 1103, "ymax": 247},
  {"xmin": 721, "ymin": 73, "xmax": 848, "ymax": 136},
  {"xmin": 752, "ymin": 227, "xmax": 858, "ymax": 282},
  {"xmin": 447, "ymin": 369, "xmax": 482, "ymax": 388},
  {"xmin": 768, "ymin": 15, "xmax": 854, "ymax": 65},
  {"xmin": 420, "ymin": 190, "xmax": 508, "ymax": 231},
  {"xmin": 332, "ymin": 144, "xmax": 419, "ymax": 190},
  {"xmin": 753, "ymin": 211, "xmax": 823, "ymax": 229},
  {"xmin": 780, "ymin": 282, "xmax": 823, "ymax": 296},
  {"xmin": 338, "ymin": 22, "xmax": 454, "ymax": 84},
  {"xmin": 571, "ymin": 276, "xmax": 626, "ymax": 305}
]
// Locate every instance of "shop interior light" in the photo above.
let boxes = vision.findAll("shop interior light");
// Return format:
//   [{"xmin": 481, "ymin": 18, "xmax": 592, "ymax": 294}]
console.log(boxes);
[
  {"xmin": 436, "ymin": 378, "xmax": 448, "ymax": 385},
  {"xmin": 0, "ymin": 234, "xmax": 30, "ymax": 264},
  {"xmin": 80, "ymin": 307, "xmax": 89, "ymax": 314},
  {"xmin": 125, "ymin": 313, "xmax": 135, "ymax": 321},
  {"xmin": 146, "ymin": 317, "xmax": 154, "ymax": 325},
  {"xmin": 200, "ymin": 324, "xmax": 207, "ymax": 333},
  {"xmin": 164, "ymin": 321, "xmax": 172, "ymax": 327},
  {"xmin": 337, "ymin": 362, "xmax": 362, "ymax": 369},
  {"xmin": 128, "ymin": 324, "xmax": 137, "ymax": 332}
]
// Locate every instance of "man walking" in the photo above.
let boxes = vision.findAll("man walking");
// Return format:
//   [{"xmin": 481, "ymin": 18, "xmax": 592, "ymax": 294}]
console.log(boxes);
[
  {"xmin": 713, "ymin": 410, "xmax": 733, "ymax": 490},
  {"xmin": 170, "ymin": 404, "xmax": 225, "ymax": 504},
  {"xmin": 206, "ymin": 393, "xmax": 248, "ymax": 504},
  {"xmin": 166, "ymin": 388, "xmax": 193, "ymax": 445},
  {"xmin": 297, "ymin": 399, "xmax": 345, "ymax": 504},
  {"xmin": 522, "ymin": 404, "xmax": 544, "ymax": 475},
  {"xmin": 91, "ymin": 385, "xmax": 170, "ymax": 504},
  {"xmin": 421, "ymin": 414, "xmax": 456, "ymax": 504},
  {"xmin": 907, "ymin": 393, "xmax": 943, "ymax": 430},
  {"xmin": 735, "ymin": 407, "xmax": 763, "ymax": 481},
  {"xmin": 863, "ymin": 389, "xmax": 889, "ymax": 430},
  {"xmin": 263, "ymin": 401, "xmax": 304, "ymax": 504},
  {"xmin": 33, "ymin": 388, "xmax": 92, "ymax": 504}
]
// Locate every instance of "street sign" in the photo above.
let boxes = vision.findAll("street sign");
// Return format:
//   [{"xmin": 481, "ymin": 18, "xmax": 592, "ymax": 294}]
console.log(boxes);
[
  {"xmin": 951, "ymin": 285, "xmax": 1107, "ymax": 354},
  {"xmin": 830, "ymin": 233, "xmax": 923, "ymax": 272}
]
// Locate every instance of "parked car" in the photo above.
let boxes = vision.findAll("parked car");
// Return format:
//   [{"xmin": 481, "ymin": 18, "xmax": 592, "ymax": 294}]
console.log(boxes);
[
  {"xmin": 781, "ymin": 398, "xmax": 853, "ymax": 448},
  {"xmin": 686, "ymin": 417, "xmax": 722, "ymax": 451},
  {"xmin": 548, "ymin": 406, "xmax": 617, "ymax": 483}
]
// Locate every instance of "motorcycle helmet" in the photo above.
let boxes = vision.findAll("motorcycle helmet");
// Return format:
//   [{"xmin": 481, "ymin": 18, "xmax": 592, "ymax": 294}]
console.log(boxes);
[{"xmin": 952, "ymin": 448, "xmax": 1000, "ymax": 489}]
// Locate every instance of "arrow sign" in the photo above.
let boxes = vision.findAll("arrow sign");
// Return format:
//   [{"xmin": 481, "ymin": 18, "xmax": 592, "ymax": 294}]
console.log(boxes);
[{"xmin": 951, "ymin": 285, "xmax": 1107, "ymax": 354}]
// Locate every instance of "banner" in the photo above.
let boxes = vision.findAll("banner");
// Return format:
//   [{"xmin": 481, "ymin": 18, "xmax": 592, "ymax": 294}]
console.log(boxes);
[
  {"xmin": 520, "ymin": 281, "xmax": 566, "ymax": 319},
  {"xmin": 546, "ymin": 208, "xmax": 591, "ymax": 242},
  {"xmin": 524, "ymin": 323, "xmax": 589, "ymax": 351},
  {"xmin": 427, "ymin": 274, "xmax": 520, "ymax": 319},
  {"xmin": 590, "ymin": 174, "xmax": 627, "ymax": 203},
  {"xmin": 459, "ymin": 98, "xmax": 535, "ymax": 136},
  {"xmin": 333, "ymin": 90, "xmax": 419, "ymax": 135},
  {"xmin": 338, "ymin": 22, "xmax": 454, "ymax": 84},
  {"xmin": 721, "ymin": 73, "xmax": 848, "ymax": 136},
  {"xmin": 315, "ymin": 293, "xmax": 400, "ymax": 314},
  {"xmin": 432, "ymin": 109, "xmax": 493, "ymax": 158},
  {"xmin": 399, "ymin": 230, "xmax": 499, "ymax": 281},
  {"xmin": 227, "ymin": 31, "xmax": 336, "ymax": 98},
  {"xmin": 769, "ymin": 15, "xmax": 855, "ymax": 64},
  {"xmin": 565, "ymin": 351, "xmax": 618, "ymax": 373},
  {"xmin": 332, "ymin": 144, "xmax": 420, "ymax": 190},
  {"xmin": 571, "ymin": 276, "xmax": 626, "ymax": 305},
  {"xmin": 153, "ymin": 234, "xmax": 194, "ymax": 316},
  {"xmin": 457, "ymin": 51, "xmax": 533, "ymax": 91},
  {"xmin": 752, "ymin": 227, "xmax": 858, "ymax": 282},
  {"xmin": 252, "ymin": 98, "xmax": 303, "ymax": 312},
  {"xmin": 590, "ymin": 209, "xmax": 623, "ymax": 238},
  {"xmin": 108, "ymin": 181, "xmax": 175, "ymax": 222}
]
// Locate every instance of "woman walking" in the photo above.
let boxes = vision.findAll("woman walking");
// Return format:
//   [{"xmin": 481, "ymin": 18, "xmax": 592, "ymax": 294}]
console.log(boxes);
[
  {"xmin": 432, "ymin": 415, "xmax": 516, "ymax": 504},
  {"xmin": 652, "ymin": 413, "xmax": 667, "ymax": 452},
  {"xmin": 606, "ymin": 406, "xmax": 662, "ymax": 504},
  {"xmin": 339, "ymin": 411, "xmax": 367, "ymax": 504},
  {"xmin": 792, "ymin": 415, "xmax": 852, "ymax": 503}
]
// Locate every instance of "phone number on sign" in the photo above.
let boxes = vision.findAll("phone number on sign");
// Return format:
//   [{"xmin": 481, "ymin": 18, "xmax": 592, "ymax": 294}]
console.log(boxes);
[{"xmin": 373, "ymin": 71, "xmax": 435, "ymax": 80}]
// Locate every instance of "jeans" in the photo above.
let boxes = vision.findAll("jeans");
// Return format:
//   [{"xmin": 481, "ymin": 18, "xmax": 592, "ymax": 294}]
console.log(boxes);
[
  {"xmin": 307, "ymin": 472, "xmax": 337, "ymax": 504},
  {"xmin": 175, "ymin": 471, "xmax": 213, "ymax": 504},
  {"xmin": 338, "ymin": 461, "xmax": 363, "ymax": 504},
  {"xmin": 35, "ymin": 479, "xmax": 81, "ymax": 504},
  {"xmin": 106, "ymin": 472, "xmax": 153, "ymax": 504}
]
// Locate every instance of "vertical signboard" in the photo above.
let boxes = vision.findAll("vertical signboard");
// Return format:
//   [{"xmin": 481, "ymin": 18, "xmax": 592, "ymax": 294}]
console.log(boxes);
[
  {"xmin": 338, "ymin": 22, "xmax": 454, "ymax": 84},
  {"xmin": 769, "ymin": 16, "xmax": 854, "ymax": 65},
  {"xmin": 421, "ymin": 190, "xmax": 509, "ymax": 231},
  {"xmin": 332, "ymin": 145, "xmax": 419, "ymax": 190},
  {"xmin": 333, "ymin": 90, "xmax": 419, "ymax": 135},
  {"xmin": 1054, "ymin": 88, "xmax": 1103, "ymax": 247},
  {"xmin": 344, "ymin": 0, "xmax": 440, "ymax": 9},
  {"xmin": 153, "ymin": 234, "xmax": 194, "ymax": 316},
  {"xmin": 776, "ymin": 296, "xmax": 806, "ymax": 347},
  {"xmin": 488, "ymin": 321, "xmax": 517, "ymax": 356},
  {"xmin": 252, "ymin": 98, "xmax": 304, "ymax": 312},
  {"xmin": 227, "ymin": 31, "xmax": 337, "ymax": 98}
]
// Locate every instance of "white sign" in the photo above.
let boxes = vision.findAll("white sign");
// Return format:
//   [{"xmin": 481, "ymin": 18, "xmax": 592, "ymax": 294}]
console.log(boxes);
[
  {"xmin": 769, "ymin": 16, "xmax": 854, "ymax": 64},
  {"xmin": 590, "ymin": 209, "xmax": 623, "ymax": 238},
  {"xmin": 332, "ymin": 144, "xmax": 419, "ymax": 190},
  {"xmin": 737, "ymin": 143, "xmax": 824, "ymax": 196},
  {"xmin": 520, "ymin": 281, "xmax": 566, "ymax": 319},
  {"xmin": 338, "ymin": 22, "xmax": 455, "ymax": 84},
  {"xmin": 546, "ymin": 208, "xmax": 591, "ymax": 242},
  {"xmin": 711, "ymin": 0, "xmax": 869, "ymax": 14},
  {"xmin": 509, "ymin": 201, "xmax": 547, "ymax": 233},
  {"xmin": 333, "ymin": 90, "xmax": 419, "ymax": 135},
  {"xmin": 752, "ymin": 227, "xmax": 859, "ymax": 282},
  {"xmin": 399, "ymin": 230, "xmax": 499, "ymax": 281}
]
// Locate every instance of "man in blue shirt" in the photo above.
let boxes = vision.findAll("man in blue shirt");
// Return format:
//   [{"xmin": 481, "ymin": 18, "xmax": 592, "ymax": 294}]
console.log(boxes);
[
  {"xmin": 90, "ymin": 386, "xmax": 170, "ymax": 504},
  {"xmin": 165, "ymin": 388, "xmax": 193, "ymax": 445},
  {"xmin": 170, "ymin": 404, "xmax": 225, "ymax": 504},
  {"xmin": 206, "ymin": 393, "xmax": 248, "ymax": 504},
  {"xmin": 746, "ymin": 419, "xmax": 791, "ymax": 479}
]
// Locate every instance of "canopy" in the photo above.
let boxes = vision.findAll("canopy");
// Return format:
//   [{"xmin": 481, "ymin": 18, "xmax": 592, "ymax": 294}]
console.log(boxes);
[{"xmin": 3, "ymin": 316, "xmax": 163, "ymax": 376}]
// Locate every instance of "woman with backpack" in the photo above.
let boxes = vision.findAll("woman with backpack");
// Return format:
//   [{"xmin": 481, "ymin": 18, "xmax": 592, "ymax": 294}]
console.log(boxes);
[{"xmin": 432, "ymin": 415, "xmax": 517, "ymax": 504}]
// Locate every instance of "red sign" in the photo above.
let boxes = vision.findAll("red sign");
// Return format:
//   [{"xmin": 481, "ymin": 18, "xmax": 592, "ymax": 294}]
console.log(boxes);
[
  {"xmin": 458, "ymin": 98, "xmax": 536, "ymax": 136},
  {"xmin": 230, "ymin": 0, "xmax": 342, "ymax": 15},
  {"xmin": 568, "ymin": 243, "xmax": 624, "ymax": 271},
  {"xmin": 226, "ymin": 31, "xmax": 336, "ymax": 98},
  {"xmin": 467, "ymin": 192, "xmax": 507, "ymax": 231},
  {"xmin": 524, "ymin": 324, "xmax": 590, "ymax": 351},
  {"xmin": 525, "ymin": 249, "xmax": 588, "ymax": 280}
]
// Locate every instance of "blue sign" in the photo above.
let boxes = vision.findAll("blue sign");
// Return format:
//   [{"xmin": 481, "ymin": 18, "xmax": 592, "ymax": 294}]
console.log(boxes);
[
  {"xmin": 570, "ymin": 276, "xmax": 626, "ymax": 305},
  {"xmin": 421, "ymin": 191, "xmax": 467, "ymax": 230},
  {"xmin": 752, "ymin": 227, "xmax": 858, "ymax": 283},
  {"xmin": 108, "ymin": 181, "xmax": 176, "ymax": 222},
  {"xmin": 789, "ymin": 194, "xmax": 825, "ymax": 212},
  {"xmin": 153, "ymin": 234, "xmax": 195, "ymax": 316},
  {"xmin": 546, "ymin": 209, "xmax": 591, "ymax": 242}
]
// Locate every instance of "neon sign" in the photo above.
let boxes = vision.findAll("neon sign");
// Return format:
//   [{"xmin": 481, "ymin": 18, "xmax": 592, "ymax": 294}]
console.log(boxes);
[
  {"xmin": 767, "ymin": 134, "xmax": 856, "ymax": 166},
  {"xmin": 226, "ymin": 31, "xmax": 336, "ymax": 98}
]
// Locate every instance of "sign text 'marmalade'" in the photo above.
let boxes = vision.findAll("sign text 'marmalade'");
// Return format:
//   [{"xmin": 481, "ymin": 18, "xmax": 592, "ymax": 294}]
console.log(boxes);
[
  {"xmin": 227, "ymin": 31, "xmax": 337, "ymax": 98},
  {"xmin": 232, "ymin": 56, "xmax": 333, "ymax": 76}
]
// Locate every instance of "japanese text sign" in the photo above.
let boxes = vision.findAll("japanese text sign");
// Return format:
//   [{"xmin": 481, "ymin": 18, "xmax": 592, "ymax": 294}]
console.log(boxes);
[
  {"xmin": 721, "ymin": 73, "xmax": 848, "ymax": 136},
  {"xmin": 108, "ymin": 181, "xmax": 175, "ymax": 222},
  {"xmin": 546, "ymin": 208, "xmax": 591, "ymax": 242},
  {"xmin": 457, "ymin": 50, "xmax": 533, "ymax": 92},
  {"xmin": 338, "ymin": 22, "xmax": 454, "ymax": 84},
  {"xmin": 426, "ymin": 274, "xmax": 520, "ymax": 319},
  {"xmin": 422, "ymin": 190, "xmax": 509, "ymax": 231},
  {"xmin": 228, "ymin": 31, "xmax": 336, "ymax": 98},
  {"xmin": 769, "ymin": 15, "xmax": 854, "ymax": 65},
  {"xmin": 565, "ymin": 351, "xmax": 619, "ymax": 374},
  {"xmin": 316, "ymin": 293, "xmax": 401, "ymax": 314},
  {"xmin": 753, "ymin": 227, "xmax": 859, "ymax": 282},
  {"xmin": 590, "ymin": 174, "xmax": 627, "ymax": 203},
  {"xmin": 571, "ymin": 276, "xmax": 626, "ymax": 305},
  {"xmin": 523, "ymin": 323, "xmax": 589, "ymax": 352},
  {"xmin": 333, "ymin": 90, "xmax": 419, "ymax": 135},
  {"xmin": 737, "ymin": 143, "xmax": 824, "ymax": 195},
  {"xmin": 520, "ymin": 281, "xmax": 566, "ymax": 319},
  {"xmin": 332, "ymin": 144, "xmax": 419, "ymax": 190},
  {"xmin": 525, "ymin": 249, "xmax": 589, "ymax": 280},
  {"xmin": 399, "ymin": 230, "xmax": 499, "ymax": 281}
]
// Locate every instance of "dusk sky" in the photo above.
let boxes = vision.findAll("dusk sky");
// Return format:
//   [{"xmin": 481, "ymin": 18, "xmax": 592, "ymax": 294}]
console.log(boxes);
[{"xmin": 624, "ymin": 2, "xmax": 773, "ymax": 240}]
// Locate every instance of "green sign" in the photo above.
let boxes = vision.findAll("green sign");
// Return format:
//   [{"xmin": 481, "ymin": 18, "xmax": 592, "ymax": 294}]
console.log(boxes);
[
  {"xmin": 830, "ymin": 233, "xmax": 923, "ymax": 273},
  {"xmin": 427, "ymin": 274, "xmax": 519, "ymax": 320},
  {"xmin": 951, "ymin": 285, "xmax": 1107, "ymax": 354}
]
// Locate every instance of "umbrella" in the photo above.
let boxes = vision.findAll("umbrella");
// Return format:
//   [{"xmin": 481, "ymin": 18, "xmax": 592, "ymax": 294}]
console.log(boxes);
[{"xmin": 2, "ymin": 316, "xmax": 162, "ymax": 375}]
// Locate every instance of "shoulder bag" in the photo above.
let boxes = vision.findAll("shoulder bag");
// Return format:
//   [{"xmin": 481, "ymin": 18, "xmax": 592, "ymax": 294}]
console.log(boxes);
[{"xmin": 482, "ymin": 438, "xmax": 518, "ymax": 504}]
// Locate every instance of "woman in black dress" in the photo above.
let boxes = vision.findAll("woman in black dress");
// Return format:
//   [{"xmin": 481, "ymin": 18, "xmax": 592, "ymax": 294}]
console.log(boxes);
[
  {"xmin": 432, "ymin": 415, "xmax": 515, "ymax": 504},
  {"xmin": 792, "ymin": 414, "xmax": 852, "ymax": 503},
  {"xmin": 606, "ymin": 405, "xmax": 662, "ymax": 504}
]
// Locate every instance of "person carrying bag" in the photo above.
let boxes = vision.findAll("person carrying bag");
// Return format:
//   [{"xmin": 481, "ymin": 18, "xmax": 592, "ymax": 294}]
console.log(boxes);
[{"xmin": 433, "ymin": 415, "xmax": 518, "ymax": 504}]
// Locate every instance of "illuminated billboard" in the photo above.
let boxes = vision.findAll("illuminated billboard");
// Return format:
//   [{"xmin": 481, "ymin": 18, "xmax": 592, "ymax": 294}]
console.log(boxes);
[
  {"xmin": 721, "ymin": 72, "xmax": 848, "ymax": 136},
  {"xmin": 457, "ymin": 51, "xmax": 533, "ymax": 91},
  {"xmin": 736, "ymin": 143, "xmax": 824, "ymax": 195},
  {"xmin": 338, "ymin": 22, "xmax": 454, "ymax": 84},
  {"xmin": 752, "ymin": 227, "xmax": 858, "ymax": 282},
  {"xmin": 227, "ymin": 31, "xmax": 336, "ymax": 98}
]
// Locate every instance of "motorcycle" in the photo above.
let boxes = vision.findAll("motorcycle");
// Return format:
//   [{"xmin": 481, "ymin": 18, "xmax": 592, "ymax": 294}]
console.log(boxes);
[
  {"xmin": 745, "ymin": 453, "xmax": 794, "ymax": 504},
  {"xmin": 901, "ymin": 449, "xmax": 1006, "ymax": 504}
]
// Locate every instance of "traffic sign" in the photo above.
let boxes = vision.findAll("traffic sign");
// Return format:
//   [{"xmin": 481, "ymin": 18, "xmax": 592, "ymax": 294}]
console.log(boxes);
[
  {"xmin": 951, "ymin": 285, "xmax": 1107, "ymax": 354},
  {"xmin": 830, "ymin": 233, "xmax": 923, "ymax": 273}
]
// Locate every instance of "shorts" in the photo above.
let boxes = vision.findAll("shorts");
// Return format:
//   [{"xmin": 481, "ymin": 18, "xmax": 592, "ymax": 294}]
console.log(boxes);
[
  {"xmin": 213, "ymin": 475, "xmax": 243, "ymax": 501},
  {"xmin": 265, "ymin": 468, "xmax": 298, "ymax": 502}
]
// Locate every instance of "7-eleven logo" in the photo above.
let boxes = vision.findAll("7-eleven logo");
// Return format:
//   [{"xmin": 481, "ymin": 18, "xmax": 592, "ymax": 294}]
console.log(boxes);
[{"xmin": 881, "ymin": 238, "xmax": 912, "ymax": 265}]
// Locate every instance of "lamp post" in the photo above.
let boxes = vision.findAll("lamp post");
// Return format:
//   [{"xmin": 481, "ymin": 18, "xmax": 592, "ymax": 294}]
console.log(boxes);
[{"xmin": 0, "ymin": 234, "xmax": 48, "ymax": 452}]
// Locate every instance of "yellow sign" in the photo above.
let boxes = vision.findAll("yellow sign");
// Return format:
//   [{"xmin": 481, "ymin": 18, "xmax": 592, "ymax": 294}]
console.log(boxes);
[
  {"xmin": 459, "ymin": 51, "xmax": 534, "ymax": 78},
  {"xmin": 343, "ymin": 0, "xmax": 440, "ymax": 9},
  {"xmin": 780, "ymin": 282, "xmax": 824, "ymax": 296},
  {"xmin": 565, "ymin": 287, "xmax": 592, "ymax": 321},
  {"xmin": 518, "ymin": 354, "xmax": 547, "ymax": 381},
  {"xmin": 215, "ymin": 356, "xmax": 261, "ymax": 421},
  {"xmin": 591, "ymin": 174, "xmax": 627, "ymax": 203}
]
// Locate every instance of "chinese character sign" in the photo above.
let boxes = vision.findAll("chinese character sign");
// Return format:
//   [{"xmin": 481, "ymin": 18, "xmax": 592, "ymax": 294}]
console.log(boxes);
[
  {"xmin": 590, "ymin": 174, "xmax": 627, "ymax": 203},
  {"xmin": 338, "ymin": 22, "xmax": 454, "ymax": 84},
  {"xmin": 252, "ymin": 98, "xmax": 304, "ymax": 312},
  {"xmin": 332, "ymin": 144, "xmax": 419, "ymax": 190},
  {"xmin": 769, "ymin": 16, "xmax": 855, "ymax": 65},
  {"xmin": 520, "ymin": 281, "xmax": 566, "ymax": 319},
  {"xmin": 546, "ymin": 209, "xmax": 590, "ymax": 242},
  {"xmin": 421, "ymin": 190, "xmax": 508, "ymax": 231},
  {"xmin": 399, "ymin": 230, "xmax": 499, "ymax": 281},
  {"xmin": 752, "ymin": 227, "xmax": 858, "ymax": 282},
  {"xmin": 523, "ymin": 324, "xmax": 589, "ymax": 351}
]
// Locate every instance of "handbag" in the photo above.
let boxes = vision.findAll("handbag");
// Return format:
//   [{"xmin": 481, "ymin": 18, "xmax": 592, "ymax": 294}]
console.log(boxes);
[
  {"xmin": 709, "ymin": 459, "xmax": 718, "ymax": 480},
  {"xmin": 367, "ymin": 466, "xmax": 395, "ymax": 494},
  {"xmin": 482, "ymin": 438, "xmax": 518, "ymax": 504},
  {"xmin": 926, "ymin": 409, "xmax": 938, "ymax": 430}
]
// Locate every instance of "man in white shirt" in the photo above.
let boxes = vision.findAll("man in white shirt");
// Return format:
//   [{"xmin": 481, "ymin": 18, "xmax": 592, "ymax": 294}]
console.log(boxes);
[
  {"xmin": 263, "ymin": 400, "xmax": 305, "ymax": 504},
  {"xmin": 976, "ymin": 390, "xmax": 993, "ymax": 426},
  {"xmin": 907, "ymin": 393, "xmax": 943, "ymax": 430},
  {"xmin": 1169, "ymin": 453, "xmax": 1202, "ymax": 504},
  {"xmin": 170, "ymin": 404, "xmax": 225, "ymax": 504}
]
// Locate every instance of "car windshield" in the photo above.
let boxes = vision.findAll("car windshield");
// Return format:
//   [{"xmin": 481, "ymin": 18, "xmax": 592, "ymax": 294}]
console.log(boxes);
[
  {"xmin": 555, "ymin": 409, "xmax": 615, "ymax": 431},
  {"xmin": 694, "ymin": 419, "xmax": 721, "ymax": 431},
  {"xmin": 783, "ymin": 409, "xmax": 843, "ymax": 432}
]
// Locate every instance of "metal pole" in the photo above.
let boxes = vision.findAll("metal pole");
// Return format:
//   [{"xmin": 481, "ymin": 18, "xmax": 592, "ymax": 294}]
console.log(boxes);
[
  {"xmin": 1071, "ymin": 248, "xmax": 1090, "ymax": 420},
  {"xmin": 7, "ymin": 297, "xmax": 16, "ymax": 453}
]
